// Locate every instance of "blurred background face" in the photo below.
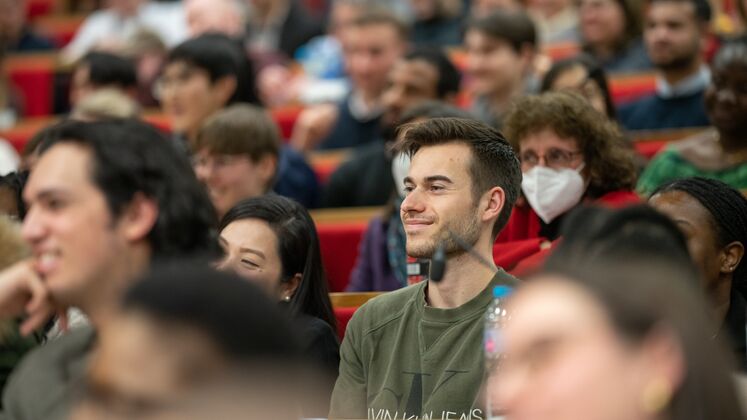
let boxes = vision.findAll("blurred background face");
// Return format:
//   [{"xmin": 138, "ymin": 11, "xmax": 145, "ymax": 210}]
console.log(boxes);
[
  {"xmin": 410, "ymin": 0, "xmax": 438, "ymax": 20},
  {"xmin": 495, "ymin": 279, "xmax": 650, "ymax": 420},
  {"xmin": 185, "ymin": 0, "xmax": 244, "ymax": 38},
  {"xmin": 159, "ymin": 61, "xmax": 223, "ymax": 137},
  {"xmin": 649, "ymin": 191, "xmax": 725, "ymax": 295},
  {"xmin": 465, "ymin": 30, "xmax": 525, "ymax": 97},
  {"xmin": 193, "ymin": 151, "xmax": 269, "ymax": 218},
  {"xmin": 76, "ymin": 311, "xmax": 224, "ymax": 419},
  {"xmin": 549, "ymin": 65, "xmax": 608, "ymax": 116},
  {"xmin": 644, "ymin": 1, "xmax": 702, "ymax": 69},
  {"xmin": 380, "ymin": 59, "xmax": 440, "ymax": 127},
  {"xmin": 219, "ymin": 218, "xmax": 284, "ymax": 299},
  {"xmin": 342, "ymin": 23, "xmax": 406, "ymax": 98},
  {"xmin": 579, "ymin": 0, "xmax": 627, "ymax": 49},
  {"xmin": 328, "ymin": 2, "xmax": 363, "ymax": 40},
  {"xmin": 532, "ymin": 0, "xmax": 573, "ymax": 18},
  {"xmin": 704, "ymin": 58, "xmax": 747, "ymax": 136}
]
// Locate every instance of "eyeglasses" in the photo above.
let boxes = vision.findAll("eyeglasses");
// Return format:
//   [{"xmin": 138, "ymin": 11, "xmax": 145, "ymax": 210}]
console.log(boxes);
[
  {"xmin": 192, "ymin": 154, "xmax": 247, "ymax": 171},
  {"xmin": 152, "ymin": 67, "xmax": 202, "ymax": 100},
  {"xmin": 520, "ymin": 148, "xmax": 583, "ymax": 169}
]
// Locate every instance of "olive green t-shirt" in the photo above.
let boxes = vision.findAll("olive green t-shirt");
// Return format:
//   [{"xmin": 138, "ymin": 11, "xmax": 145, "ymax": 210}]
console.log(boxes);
[{"xmin": 330, "ymin": 271, "xmax": 517, "ymax": 420}]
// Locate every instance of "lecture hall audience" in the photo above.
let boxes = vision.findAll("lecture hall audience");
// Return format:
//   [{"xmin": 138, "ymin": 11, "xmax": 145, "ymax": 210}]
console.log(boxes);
[{"xmin": 0, "ymin": 1, "xmax": 746, "ymax": 418}]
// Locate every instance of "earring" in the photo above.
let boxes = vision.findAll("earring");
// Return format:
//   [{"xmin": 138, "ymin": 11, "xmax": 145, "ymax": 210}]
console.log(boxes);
[
  {"xmin": 641, "ymin": 377, "xmax": 672, "ymax": 414},
  {"xmin": 283, "ymin": 295, "xmax": 291, "ymax": 302}
]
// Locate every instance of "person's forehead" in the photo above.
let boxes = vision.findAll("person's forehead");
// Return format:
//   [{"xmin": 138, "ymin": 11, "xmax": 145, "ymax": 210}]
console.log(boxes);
[
  {"xmin": 648, "ymin": 0, "xmax": 697, "ymax": 18},
  {"xmin": 26, "ymin": 143, "xmax": 94, "ymax": 190},
  {"xmin": 409, "ymin": 142, "xmax": 473, "ymax": 173},
  {"xmin": 396, "ymin": 59, "xmax": 439, "ymax": 84}
]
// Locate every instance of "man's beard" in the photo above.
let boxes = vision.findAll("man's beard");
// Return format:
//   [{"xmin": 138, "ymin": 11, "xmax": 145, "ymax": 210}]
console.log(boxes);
[
  {"xmin": 654, "ymin": 47, "xmax": 699, "ymax": 72},
  {"xmin": 406, "ymin": 210, "xmax": 482, "ymax": 259}
]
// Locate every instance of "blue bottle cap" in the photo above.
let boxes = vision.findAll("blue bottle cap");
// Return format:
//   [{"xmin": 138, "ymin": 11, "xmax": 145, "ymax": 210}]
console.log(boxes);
[{"xmin": 493, "ymin": 285, "xmax": 513, "ymax": 299}]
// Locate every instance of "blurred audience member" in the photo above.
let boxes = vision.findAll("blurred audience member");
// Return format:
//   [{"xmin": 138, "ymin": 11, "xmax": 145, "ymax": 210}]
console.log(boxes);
[
  {"xmin": 0, "ymin": 0, "xmax": 54, "ymax": 53},
  {"xmin": 0, "ymin": 216, "xmax": 35, "ymax": 402},
  {"xmin": 73, "ymin": 263, "xmax": 308, "ymax": 420},
  {"xmin": 465, "ymin": 10, "xmax": 538, "ymax": 129},
  {"xmin": 501, "ymin": 92, "xmax": 637, "ymax": 246},
  {"xmin": 619, "ymin": 0, "xmax": 712, "ymax": 130},
  {"xmin": 245, "ymin": 0, "xmax": 323, "ymax": 61},
  {"xmin": 120, "ymin": 30, "xmax": 167, "ymax": 107},
  {"xmin": 497, "ymin": 207, "xmax": 743, "ymax": 420},
  {"xmin": 158, "ymin": 33, "xmax": 259, "ymax": 145},
  {"xmin": 217, "ymin": 194, "xmax": 338, "ymax": 409},
  {"xmin": 62, "ymin": 0, "xmax": 188, "ymax": 64},
  {"xmin": 637, "ymin": 42, "xmax": 747, "ymax": 196},
  {"xmin": 70, "ymin": 88, "xmax": 140, "ymax": 121},
  {"xmin": 346, "ymin": 101, "xmax": 472, "ymax": 292},
  {"xmin": 258, "ymin": 0, "xmax": 369, "ymax": 107},
  {"xmin": 0, "ymin": 53, "xmax": 23, "ymax": 127},
  {"xmin": 650, "ymin": 177, "xmax": 747, "ymax": 368},
  {"xmin": 409, "ymin": 0, "xmax": 464, "ymax": 47},
  {"xmin": 529, "ymin": 0, "xmax": 581, "ymax": 43},
  {"xmin": 192, "ymin": 104, "xmax": 318, "ymax": 215},
  {"xmin": 185, "ymin": 0, "xmax": 246, "ymax": 38},
  {"xmin": 0, "ymin": 120, "xmax": 217, "ymax": 419},
  {"xmin": 579, "ymin": 0, "xmax": 653, "ymax": 73},
  {"xmin": 0, "ymin": 172, "xmax": 26, "ymax": 220},
  {"xmin": 541, "ymin": 54, "xmax": 617, "ymax": 119},
  {"xmin": 470, "ymin": 0, "xmax": 524, "ymax": 16},
  {"xmin": 291, "ymin": 10, "xmax": 408, "ymax": 151},
  {"xmin": 322, "ymin": 47, "xmax": 461, "ymax": 208},
  {"xmin": 69, "ymin": 52, "xmax": 137, "ymax": 108}
]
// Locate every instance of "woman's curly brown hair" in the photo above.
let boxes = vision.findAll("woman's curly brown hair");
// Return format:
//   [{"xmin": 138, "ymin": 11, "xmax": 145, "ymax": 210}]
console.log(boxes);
[{"xmin": 503, "ymin": 91, "xmax": 637, "ymax": 197}]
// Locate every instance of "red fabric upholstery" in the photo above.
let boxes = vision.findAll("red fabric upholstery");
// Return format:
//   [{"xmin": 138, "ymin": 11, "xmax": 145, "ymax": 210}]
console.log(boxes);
[
  {"xmin": 6, "ymin": 54, "xmax": 56, "ymax": 117},
  {"xmin": 334, "ymin": 306, "xmax": 358, "ymax": 339},
  {"xmin": 316, "ymin": 221, "xmax": 367, "ymax": 293},
  {"xmin": 634, "ymin": 140, "xmax": 669, "ymax": 160},
  {"xmin": 35, "ymin": 15, "xmax": 85, "ymax": 48},
  {"xmin": 493, "ymin": 238, "xmax": 545, "ymax": 272},
  {"xmin": 26, "ymin": 0, "xmax": 56, "ymax": 19}
]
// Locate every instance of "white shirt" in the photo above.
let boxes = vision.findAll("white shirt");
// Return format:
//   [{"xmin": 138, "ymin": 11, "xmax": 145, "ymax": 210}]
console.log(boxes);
[{"xmin": 63, "ymin": 2, "xmax": 188, "ymax": 63}]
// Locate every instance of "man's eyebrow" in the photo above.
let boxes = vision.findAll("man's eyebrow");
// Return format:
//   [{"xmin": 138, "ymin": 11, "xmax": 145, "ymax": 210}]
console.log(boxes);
[{"xmin": 424, "ymin": 175, "xmax": 454, "ymax": 184}]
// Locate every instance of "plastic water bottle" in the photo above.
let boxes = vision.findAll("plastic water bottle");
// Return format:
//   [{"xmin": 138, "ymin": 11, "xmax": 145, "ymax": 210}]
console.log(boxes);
[{"xmin": 484, "ymin": 285, "xmax": 512, "ymax": 420}]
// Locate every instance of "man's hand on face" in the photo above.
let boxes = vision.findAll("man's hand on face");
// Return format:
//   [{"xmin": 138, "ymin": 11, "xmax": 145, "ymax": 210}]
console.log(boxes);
[{"xmin": 0, "ymin": 260, "xmax": 55, "ymax": 336}]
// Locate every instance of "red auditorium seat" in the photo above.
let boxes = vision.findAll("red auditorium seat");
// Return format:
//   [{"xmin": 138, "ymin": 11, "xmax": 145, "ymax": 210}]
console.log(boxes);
[
  {"xmin": 6, "ymin": 54, "xmax": 58, "ymax": 117},
  {"xmin": 630, "ymin": 126, "xmax": 708, "ymax": 160},
  {"xmin": 315, "ymin": 221, "xmax": 367, "ymax": 292},
  {"xmin": 34, "ymin": 14, "xmax": 86, "ymax": 48},
  {"xmin": 329, "ymin": 292, "xmax": 382, "ymax": 339}
]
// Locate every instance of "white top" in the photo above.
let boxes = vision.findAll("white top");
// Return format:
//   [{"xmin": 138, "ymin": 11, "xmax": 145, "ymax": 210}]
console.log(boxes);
[
  {"xmin": 0, "ymin": 139, "xmax": 19, "ymax": 176},
  {"xmin": 62, "ymin": 1, "xmax": 188, "ymax": 63}
]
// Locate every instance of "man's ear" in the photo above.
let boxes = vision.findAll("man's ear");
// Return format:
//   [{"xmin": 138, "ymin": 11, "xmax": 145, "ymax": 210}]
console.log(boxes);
[
  {"xmin": 481, "ymin": 186, "xmax": 506, "ymax": 225},
  {"xmin": 213, "ymin": 76, "xmax": 238, "ymax": 106},
  {"xmin": 118, "ymin": 192, "xmax": 159, "ymax": 242}
]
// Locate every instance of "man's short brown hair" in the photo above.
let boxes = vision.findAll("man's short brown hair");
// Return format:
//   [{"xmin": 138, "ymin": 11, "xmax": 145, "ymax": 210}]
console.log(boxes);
[
  {"xmin": 350, "ymin": 9, "xmax": 410, "ymax": 41},
  {"xmin": 394, "ymin": 117, "xmax": 521, "ymax": 239},
  {"xmin": 193, "ymin": 104, "xmax": 280, "ymax": 163}
]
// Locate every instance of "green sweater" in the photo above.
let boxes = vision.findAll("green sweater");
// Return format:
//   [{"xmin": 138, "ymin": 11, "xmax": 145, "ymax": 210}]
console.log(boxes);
[{"xmin": 330, "ymin": 271, "xmax": 518, "ymax": 420}]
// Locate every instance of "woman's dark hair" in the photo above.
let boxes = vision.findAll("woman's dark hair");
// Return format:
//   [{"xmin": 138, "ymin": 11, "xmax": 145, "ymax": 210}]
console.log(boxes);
[
  {"xmin": 540, "ymin": 205, "xmax": 743, "ymax": 420},
  {"xmin": 540, "ymin": 54, "xmax": 616, "ymax": 119},
  {"xmin": 404, "ymin": 47, "xmax": 461, "ymax": 99},
  {"xmin": 503, "ymin": 91, "xmax": 637, "ymax": 197},
  {"xmin": 546, "ymin": 205, "xmax": 695, "ymax": 276},
  {"xmin": 652, "ymin": 177, "xmax": 747, "ymax": 297},
  {"xmin": 218, "ymin": 195, "xmax": 336, "ymax": 330},
  {"xmin": 0, "ymin": 171, "xmax": 27, "ymax": 219},
  {"xmin": 167, "ymin": 33, "xmax": 259, "ymax": 106},
  {"xmin": 38, "ymin": 119, "xmax": 219, "ymax": 260}
]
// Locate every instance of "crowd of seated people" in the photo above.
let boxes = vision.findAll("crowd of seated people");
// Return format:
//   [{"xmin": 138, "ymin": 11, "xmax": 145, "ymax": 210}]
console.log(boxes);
[{"xmin": 0, "ymin": 0, "xmax": 746, "ymax": 419}]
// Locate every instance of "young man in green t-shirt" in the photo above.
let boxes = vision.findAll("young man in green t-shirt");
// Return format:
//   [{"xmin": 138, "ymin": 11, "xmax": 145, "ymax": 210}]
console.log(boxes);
[{"xmin": 330, "ymin": 117, "xmax": 522, "ymax": 419}]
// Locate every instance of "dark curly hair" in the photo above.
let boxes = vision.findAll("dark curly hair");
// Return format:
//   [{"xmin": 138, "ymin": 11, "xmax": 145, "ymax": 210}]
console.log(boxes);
[{"xmin": 503, "ymin": 91, "xmax": 636, "ymax": 198}]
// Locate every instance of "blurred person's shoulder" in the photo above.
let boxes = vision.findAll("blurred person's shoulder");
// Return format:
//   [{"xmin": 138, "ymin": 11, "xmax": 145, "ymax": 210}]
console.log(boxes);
[{"xmin": 3, "ymin": 325, "xmax": 96, "ymax": 420}]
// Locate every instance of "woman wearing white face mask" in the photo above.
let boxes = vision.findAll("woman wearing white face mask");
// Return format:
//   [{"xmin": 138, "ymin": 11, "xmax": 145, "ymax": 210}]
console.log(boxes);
[{"xmin": 497, "ymin": 91, "xmax": 638, "ymax": 273}]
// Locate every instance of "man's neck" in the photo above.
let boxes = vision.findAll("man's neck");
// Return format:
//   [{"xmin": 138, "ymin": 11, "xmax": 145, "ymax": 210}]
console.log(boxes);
[
  {"xmin": 488, "ymin": 82, "xmax": 523, "ymax": 116},
  {"xmin": 660, "ymin": 58, "xmax": 702, "ymax": 87},
  {"xmin": 426, "ymin": 247, "xmax": 497, "ymax": 309}
]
